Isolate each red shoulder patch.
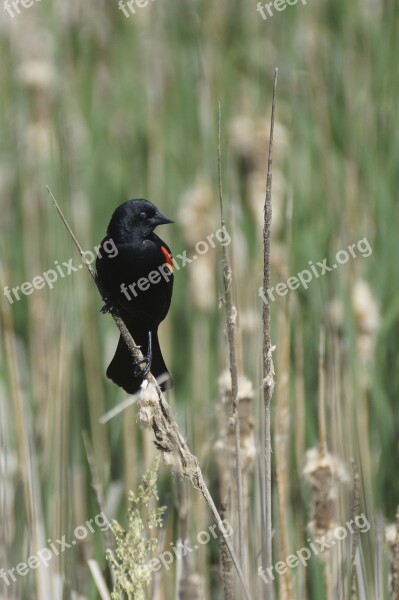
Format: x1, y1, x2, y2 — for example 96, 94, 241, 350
161, 245, 173, 268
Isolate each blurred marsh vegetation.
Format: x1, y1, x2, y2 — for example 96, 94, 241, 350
0, 0, 398, 598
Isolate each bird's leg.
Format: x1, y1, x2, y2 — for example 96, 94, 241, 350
133, 331, 153, 378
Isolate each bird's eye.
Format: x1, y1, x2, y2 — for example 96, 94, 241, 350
140, 211, 147, 219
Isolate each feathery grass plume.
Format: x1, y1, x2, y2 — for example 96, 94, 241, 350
178, 176, 217, 312
228, 115, 289, 175
106, 457, 166, 600
302, 330, 349, 557
386, 506, 399, 600
228, 114, 288, 241
327, 286, 379, 379
303, 447, 349, 599
326, 299, 344, 336
303, 448, 349, 548
16, 60, 56, 95
351, 280, 380, 387
178, 574, 206, 600
215, 370, 256, 492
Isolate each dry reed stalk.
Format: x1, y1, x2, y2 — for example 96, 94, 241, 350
21, 186, 48, 421
175, 473, 190, 599
83, 431, 140, 599
303, 444, 342, 600
214, 375, 234, 599
0, 374, 14, 579
123, 402, 139, 494
79, 281, 111, 487
175, 473, 205, 600
0, 262, 52, 598
348, 286, 376, 539
47, 187, 252, 600
330, 284, 378, 526
215, 370, 256, 597
294, 326, 306, 470
350, 460, 361, 600
294, 326, 306, 598
16, 54, 58, 483
325, 562, 333, 600
318, 328, 327, 458
303, 330, 349, 600
329, 325, 359, 599
217, 104, 246, 576
82, 433, 114, 555
275, 306, 293, 600
219, 501, 233, 600
387, 507, 399, 600
88, 559, 112, 600
263, 68, 278, 597
50, 328, 72, 584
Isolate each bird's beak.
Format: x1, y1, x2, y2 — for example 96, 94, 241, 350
154, 211, 174, 225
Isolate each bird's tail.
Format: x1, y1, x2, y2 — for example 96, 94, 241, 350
106, 327, 172, 395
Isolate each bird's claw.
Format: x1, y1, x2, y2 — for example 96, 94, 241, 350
100, 297, 116, 314
133, 332, 153, 379
133, 357, 151, 378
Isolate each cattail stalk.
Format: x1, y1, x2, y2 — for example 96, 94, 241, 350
263, 68, 278, 597
218, 104, 246, 576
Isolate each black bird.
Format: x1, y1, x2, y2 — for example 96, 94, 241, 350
96, 199, 174, 394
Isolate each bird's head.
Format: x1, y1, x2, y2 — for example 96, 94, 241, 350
107, 199, 174, 242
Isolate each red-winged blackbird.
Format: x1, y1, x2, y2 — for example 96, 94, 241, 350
96, 199, 174, 394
